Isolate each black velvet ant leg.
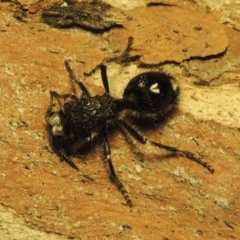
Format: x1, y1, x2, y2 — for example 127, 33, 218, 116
64, 60, 90, 97
149, 141, 214, 173
102, 125, 133, 207
100, 65, 110, 94
118, 118, 214, 174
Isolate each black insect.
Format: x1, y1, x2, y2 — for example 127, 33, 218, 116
46, 60, 214, 207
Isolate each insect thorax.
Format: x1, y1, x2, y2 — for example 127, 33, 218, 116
64, 93, 119, 133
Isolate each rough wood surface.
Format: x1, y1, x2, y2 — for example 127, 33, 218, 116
0, 0, 239, 239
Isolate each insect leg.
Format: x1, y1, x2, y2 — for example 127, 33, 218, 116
59, 149, 79, 171
102, 125, 132, 207
149, 141, 214, 173
51, 139, 79, 171
64, 60, 90, 97
100, 65, 110, 94
118, 118, 214, 173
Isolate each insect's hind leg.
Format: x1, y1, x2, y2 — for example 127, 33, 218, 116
149, 141, 214, 173
118, 118, 214, 174
102, 125, 132, 207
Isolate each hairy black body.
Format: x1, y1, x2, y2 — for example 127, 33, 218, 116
46, 60, 214, 206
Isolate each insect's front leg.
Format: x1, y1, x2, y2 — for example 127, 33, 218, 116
70, 131, 100, 156
51, 135, 79, 171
